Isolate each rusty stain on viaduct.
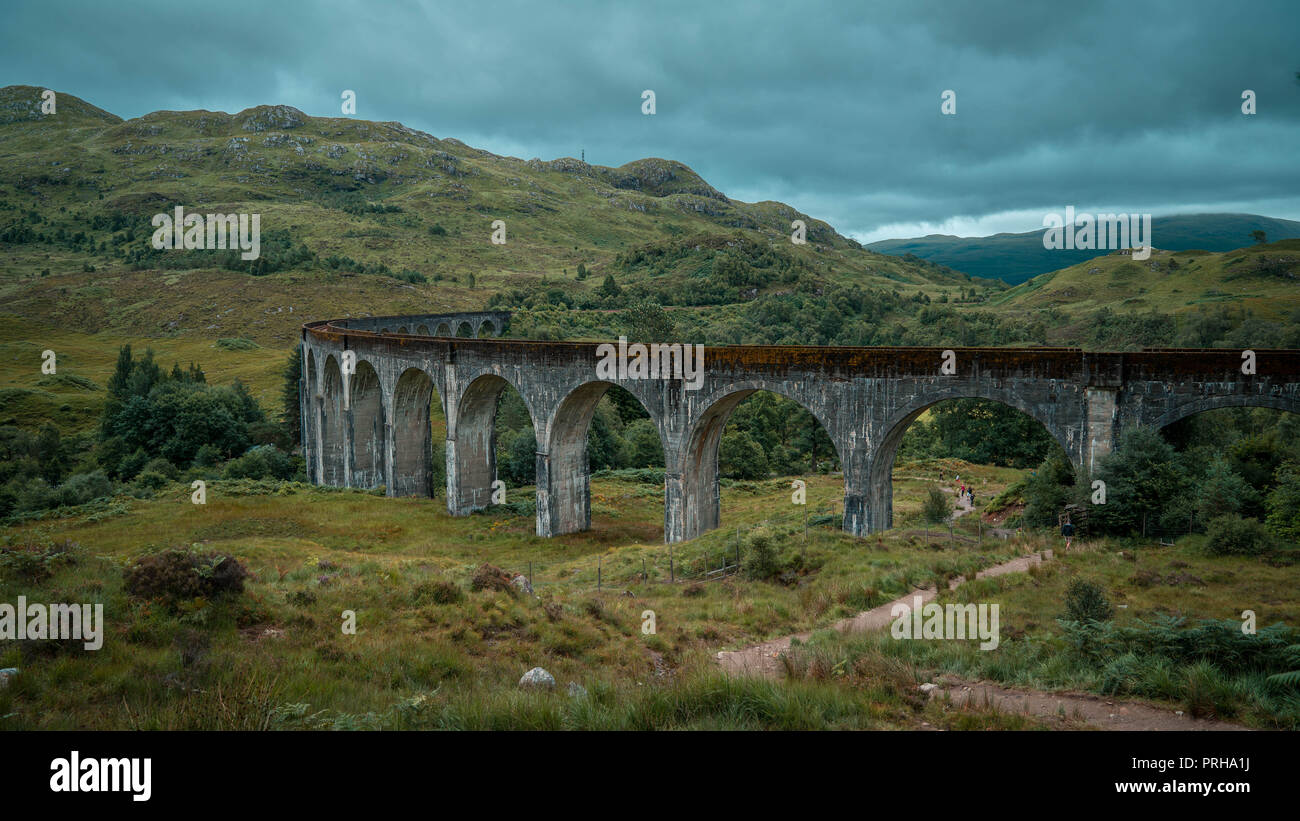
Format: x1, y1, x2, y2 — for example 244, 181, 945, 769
301, 311, 1300, 544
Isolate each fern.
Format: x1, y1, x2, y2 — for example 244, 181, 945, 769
1265, 645, 1300, 689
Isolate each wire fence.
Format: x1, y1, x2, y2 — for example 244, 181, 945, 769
489, 496, 1201, 597
499, 502, 846, 595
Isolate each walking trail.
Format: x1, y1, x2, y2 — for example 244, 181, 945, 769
713, 486, 1245, 731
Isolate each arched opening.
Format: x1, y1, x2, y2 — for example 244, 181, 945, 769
392, 367, 446, 498
882, 397, 1067, 531
477, 320, 495, 338
456, 321, 473, 338
680, 389, 838, 541
435, 322, 451, 337
321, 355, 347, 486
380, 327, 391, 334
304, 348, 319, 482
349, 360, 386, 489
541, 381, 664, 537
450, 374, 535, 514
416, 324, 430, 336
397, 326, 409, 335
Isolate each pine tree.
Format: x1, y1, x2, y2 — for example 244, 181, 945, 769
107, 344, 134, 400
281, 344, 303, 446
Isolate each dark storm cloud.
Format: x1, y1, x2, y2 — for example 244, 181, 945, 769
3, 0, 1297, 240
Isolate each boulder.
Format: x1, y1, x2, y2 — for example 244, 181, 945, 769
519, 667, 555, 689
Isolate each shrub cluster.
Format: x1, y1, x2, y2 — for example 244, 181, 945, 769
123, 547, 250, 608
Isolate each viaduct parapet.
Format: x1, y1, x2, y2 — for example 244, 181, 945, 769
302, 312, 1300, 543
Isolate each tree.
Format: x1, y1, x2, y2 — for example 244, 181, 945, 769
1195, 456, 1255, 523
280, 344, 303, 448
1021, 454, 1075, 528
619, 301, 675, 341
922, 485, 951, 524
1092, 428, 1190, 535
928, 399, 1058, 468
576, 262, 588, 280
598, 274, 621, 298
720, 430, 768, 479
1265, 461, 1300, 541
713, 252, 751, 286
1252, 230, 1267, 244
624, 419, 664, 468
498, 431, 537, 488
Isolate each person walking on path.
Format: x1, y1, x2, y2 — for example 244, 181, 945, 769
1061, 519, 1075, 551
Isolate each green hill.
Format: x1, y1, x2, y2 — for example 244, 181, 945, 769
2, 86, 1299, 433
867, 214, 1300, 284
988, 241, 1300, 347
0, 84, 983, 343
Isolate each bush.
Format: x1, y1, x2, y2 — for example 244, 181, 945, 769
57, 470, 113, 506
921, 485, 950, 524
1062, 577, 1112, 623
0, 539, 79, 582
743, 527, 781, 581
1204, 514, 1269, 556
469, 563, 515, 594
223, 446, 294, 481
133, 470, 169, 491
412, 578, 465, 605
123, 547, 250, 608
142, 457, 178, 479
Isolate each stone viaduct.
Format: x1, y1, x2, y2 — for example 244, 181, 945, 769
301, 312, 1300, 543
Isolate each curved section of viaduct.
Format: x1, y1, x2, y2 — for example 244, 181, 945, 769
302, 314, 1300, 543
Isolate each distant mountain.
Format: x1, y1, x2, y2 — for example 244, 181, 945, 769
867, 214, 1300, 284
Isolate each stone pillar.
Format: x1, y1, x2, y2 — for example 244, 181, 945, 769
1082, 386, 1118, 478
444, 437, 462, 515
842, 478, 868, 537
313, 395, 324, 485
840, 446, 875, 537
664, 472, 686, 544
867, 479, 892, 533
535, 449, 592, 538
383, 419, 396, 497
343, 410, 353, 488
535, 451, 554, 537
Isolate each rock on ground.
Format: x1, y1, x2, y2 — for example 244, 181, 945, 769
519, 667, 555, 689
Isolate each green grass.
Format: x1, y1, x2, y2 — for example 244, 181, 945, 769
782, 537, 1300, 728
0, 462, 1050, 730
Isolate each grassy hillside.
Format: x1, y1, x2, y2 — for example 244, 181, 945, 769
868, 214, 1300, 284
0, 84, 979, 308
989, 241, 1300, 347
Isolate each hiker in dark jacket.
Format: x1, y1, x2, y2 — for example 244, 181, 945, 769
1061, 520, 1075, 550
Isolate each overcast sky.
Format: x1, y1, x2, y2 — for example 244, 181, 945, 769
4, 0, 1298, 242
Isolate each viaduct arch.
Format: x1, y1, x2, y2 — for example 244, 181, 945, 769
302, 313, 1300, 543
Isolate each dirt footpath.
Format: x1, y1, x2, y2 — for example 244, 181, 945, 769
713, 528, 1248, 730
715, 550, 1053, 678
